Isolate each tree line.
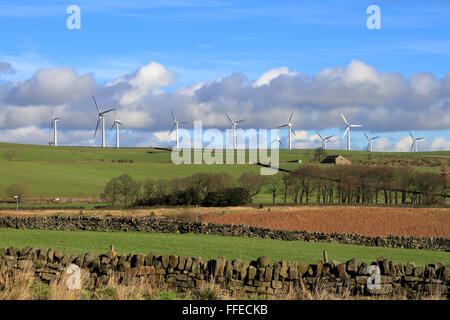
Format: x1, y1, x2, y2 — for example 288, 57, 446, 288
101, 164, 448, 207
276, 164, 448, 205
100, 172, 266, 207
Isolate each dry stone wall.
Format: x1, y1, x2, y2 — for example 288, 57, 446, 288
0, 246, 448, 299
0, 216, 449, 251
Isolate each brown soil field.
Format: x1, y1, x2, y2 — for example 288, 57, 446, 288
200, 206, 450, 238
2, 206, 449, 238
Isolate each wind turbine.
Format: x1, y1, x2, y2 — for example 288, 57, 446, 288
409, 131, 424, 152
50, 107, 61, 147
270, 129, 283, 148
110, 110, 123, 148
341, 113, 362, 151
316, 132, 335, 150
225, 112, 245, 150
364, 132, 380, 152
169, 110, 187, 149
278, 112, 296, 150
92, 96, 115, 148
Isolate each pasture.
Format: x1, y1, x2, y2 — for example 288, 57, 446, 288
0, 142, 448, 200
0, 228, 448, 265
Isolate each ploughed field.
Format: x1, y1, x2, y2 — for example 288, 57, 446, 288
199, 206, 450, 238
2, 205, 449, 239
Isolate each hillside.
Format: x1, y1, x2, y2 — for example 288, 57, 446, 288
0, 142, 448, 199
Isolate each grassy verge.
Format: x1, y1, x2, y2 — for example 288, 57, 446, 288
0, 229, 448, 265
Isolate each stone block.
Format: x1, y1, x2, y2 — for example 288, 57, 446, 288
247, 266, 257, 280
257, 256, 270, 268
168, 255, 178, 269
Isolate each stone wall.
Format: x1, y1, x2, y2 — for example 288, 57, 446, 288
0, 216, 449, 251
0, 246, 448, 299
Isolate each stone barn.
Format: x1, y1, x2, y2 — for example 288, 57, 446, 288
320, 155, 351, 165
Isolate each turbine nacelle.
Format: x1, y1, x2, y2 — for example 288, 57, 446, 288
341, 113, 362, 151
409, 131, 425, 152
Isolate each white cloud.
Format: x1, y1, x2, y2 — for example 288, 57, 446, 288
107, 62, 175, 105
252, 67, 297, 87
0, 59, 448, 149
7, 68, 95, 105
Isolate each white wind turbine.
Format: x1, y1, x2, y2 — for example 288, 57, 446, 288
341, 113, 362, 151
169, 110, 187, 149
111, 110, 123, 149
270, 129, 283, 148
92, 96, 115, 148
364, 132, 380, 152
278, 112, 296, 150
409, 131, 424, 152
316, 132, 335, 150
50, 107, 61, 147
225, 112, 245, 150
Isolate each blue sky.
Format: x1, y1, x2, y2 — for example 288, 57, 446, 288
0, 0, 449, 150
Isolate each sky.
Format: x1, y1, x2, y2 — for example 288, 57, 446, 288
0, 0, 449, 151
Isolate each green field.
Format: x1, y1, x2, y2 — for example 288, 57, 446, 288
0, 142, 448, 199
0, 228, 448, 265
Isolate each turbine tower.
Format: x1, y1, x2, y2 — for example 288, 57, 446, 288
169, 111, 187, 149
341, 113, 362, 151
92, 96, 115, 148
50, 107, 61, 147
270, 129, 283, 148
364, 132, 380, 152
111, 110, 123, 148
225, 113, 245, 150
316, 132, 335, 150
409, 131, 424, 152
278, 112, 296, 150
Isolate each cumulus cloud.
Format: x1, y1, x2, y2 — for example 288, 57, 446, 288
252, 67, 297, 87
0, 59, 448, 149
107, 62, 175, 105
6, 68, 95, 105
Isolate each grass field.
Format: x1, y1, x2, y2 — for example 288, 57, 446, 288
0, 228, 448, 265
0, 142, 448, 199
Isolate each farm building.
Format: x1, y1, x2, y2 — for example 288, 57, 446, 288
320, 155, 351, 165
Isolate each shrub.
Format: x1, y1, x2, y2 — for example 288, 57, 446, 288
5, 182, 28, 202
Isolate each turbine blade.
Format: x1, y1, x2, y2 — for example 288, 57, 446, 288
364, 132, 369, 140
168, 123, 176, 135
225, 112, 233, 124
417, 137, 425, 141
50, 121, 53, 130
291, 128, 296, 136
350, 124, 363, 127
342, 127, 349, 138
410, 142, 414, 151
288, 112, 294, 122
373, 136, 380, 140
111, 122, 115, 130
278, 124, 288, 128
236, 120, 245, 123
92, 96, 101, 114
171, 110, 175, 121
325, 135, 334, 140
94, 118, 100, 138
341, 113, 349, 125
101, 108, 115, 115
409, 131, 414, 139
316, 132, 324, 140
